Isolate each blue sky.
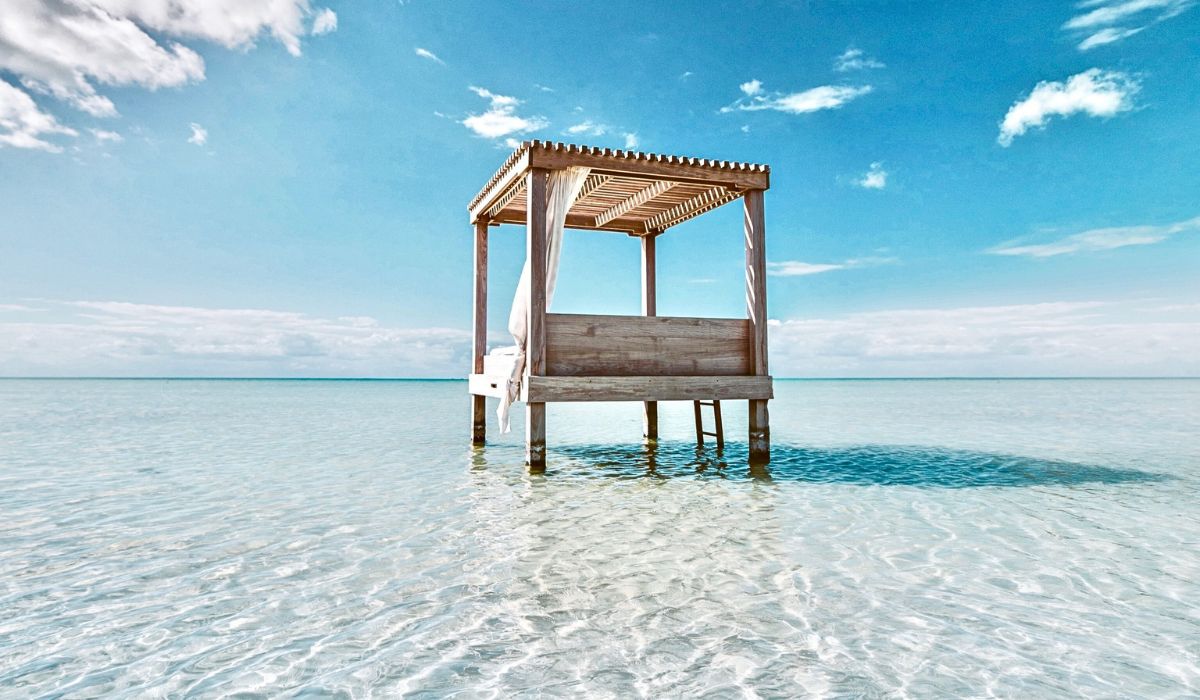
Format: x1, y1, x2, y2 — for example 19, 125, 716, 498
1, 0, 1197, 377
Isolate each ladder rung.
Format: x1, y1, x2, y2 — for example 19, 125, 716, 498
697, 401, 716, 407
702, 431, 719, 436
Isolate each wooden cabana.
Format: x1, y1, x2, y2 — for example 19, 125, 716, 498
467, 141, 772, 468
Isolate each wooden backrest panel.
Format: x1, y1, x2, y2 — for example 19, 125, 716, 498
544, 313, 752, 377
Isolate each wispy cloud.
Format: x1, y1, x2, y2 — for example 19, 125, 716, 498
997, 68, 1138, 146
834, 47, 885, 72
90, 128, 123, 143
623, 132, 639, 149
187, 123, 208, 146
0, 301, 471, 377
0, 0, 336, 151
565, 120, 607, 136
856, 162, 888, 189
312, 8, 338, 35
989, 215, 1200, 257
769, 301, 1200, 377
462, 86, 548, 140
0, 80, 78, 152
723, 82, 873, 115
768, 256, 896, 277
415, 47, 444, 64
1064, 0, 1195, 50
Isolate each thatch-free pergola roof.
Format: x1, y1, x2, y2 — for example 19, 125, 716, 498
468, 141, 771, 235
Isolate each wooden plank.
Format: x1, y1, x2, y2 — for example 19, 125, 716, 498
524, 375, 773, 403
595, 181, 676, 227
743, 190, 768, 376
644, 186, 741, 233
528, 146, 769, 191
544, 313, 752, 377
490, 211, 643, 234
485, 179, 525, 220
575, 173, 612, 207
468, 373, 505, 398
526, 168, 548, 377
642, 235, 657, 440
472, 220, 488, 444
469, 149, 530, 223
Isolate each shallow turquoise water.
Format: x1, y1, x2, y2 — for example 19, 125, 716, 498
1, 379, 1198, 697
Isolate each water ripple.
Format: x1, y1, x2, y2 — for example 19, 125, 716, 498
0, 379, 1197, 697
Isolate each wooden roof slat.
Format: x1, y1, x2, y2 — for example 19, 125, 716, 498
594, 180, 676, 227
469, 141, 768, 230
575, 173, 612, 205
485, 178, 525, 220
644, 186, 741, 233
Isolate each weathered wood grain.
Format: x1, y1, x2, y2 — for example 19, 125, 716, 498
526, 168, 548, 377
523, 375, 773, 402
743, 190, 768, 377
544, 313, 752, 377
642, 235, 657, 440
472, 220, 488, 444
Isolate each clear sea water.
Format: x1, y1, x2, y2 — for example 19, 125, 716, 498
1, 378, 1198, 698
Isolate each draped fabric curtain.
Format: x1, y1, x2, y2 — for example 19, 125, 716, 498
497, 166, 591, 432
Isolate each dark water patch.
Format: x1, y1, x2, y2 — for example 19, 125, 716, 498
544, 442, 1170, 488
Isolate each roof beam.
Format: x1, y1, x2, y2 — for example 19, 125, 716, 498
593, 181, 676, 227
485, 179, 525, 220
644, 186, 740, 233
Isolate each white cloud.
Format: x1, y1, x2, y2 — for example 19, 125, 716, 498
187, 123, 207, 146
679, 71, 694, 80
997, 68, 1138, 146
0, 301, 472, 377
769, 301, 1200, 377
740, 79, 763, 96
90, 128, 123, 143
1064, 0, 1194, 51
311, 8, 338, 35
0, 0, 335, 149
741, 124, 750, 133
503, 137, 522, 149
415, 47, 444, 64
768, 256, 896, 277
623, 132, 639, 149
461, 86, 548, 140
857, 162, 888, 189
768, 261, 846, 276
834, 47, 885, 72
989, 215, 1200, 257
565, 120, 607, 136
723, 82, 873, 115
0, 80, 78, 152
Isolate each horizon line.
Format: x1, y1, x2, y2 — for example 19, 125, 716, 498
2, 376, 1198, 381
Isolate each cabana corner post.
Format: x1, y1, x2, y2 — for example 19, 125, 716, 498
468, 141, 773, 469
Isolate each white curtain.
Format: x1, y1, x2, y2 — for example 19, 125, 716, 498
497, 166, 591, 433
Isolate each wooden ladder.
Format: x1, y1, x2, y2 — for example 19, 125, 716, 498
693, 400, 724, 450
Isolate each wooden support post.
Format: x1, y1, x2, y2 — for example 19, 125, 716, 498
641, 234, 658, 441
471, 220, 488, 445
744, 190, 770, 463
526, 168, 548, 469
